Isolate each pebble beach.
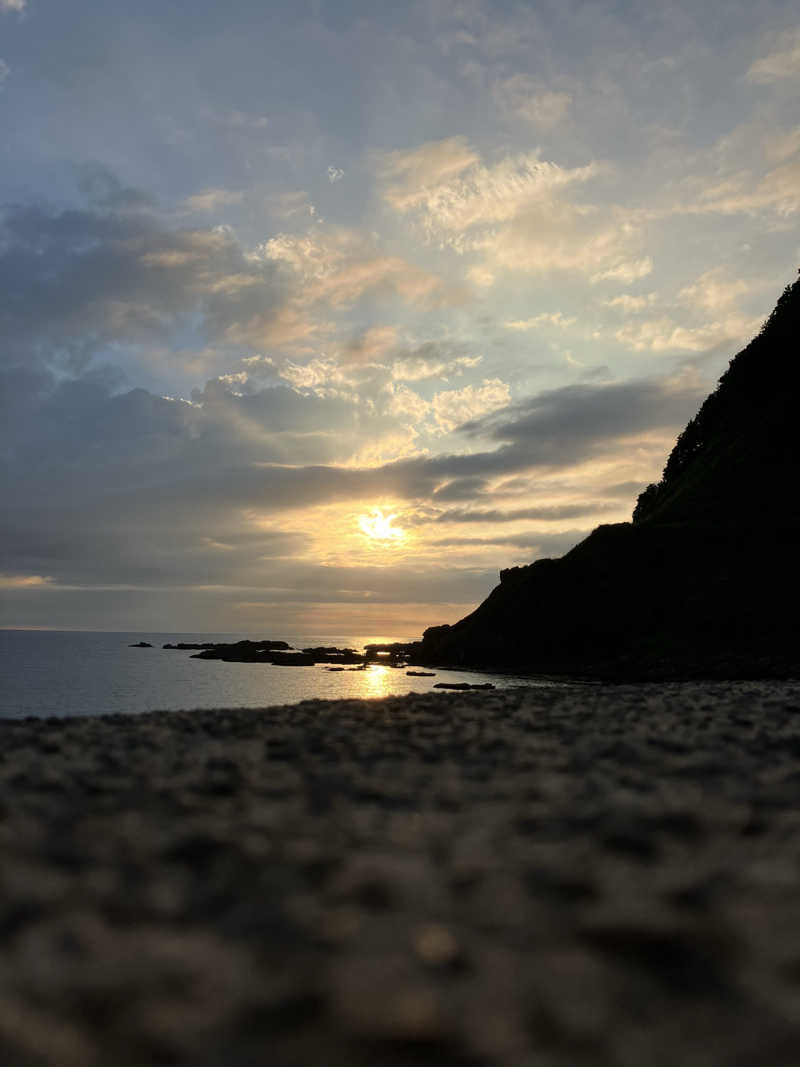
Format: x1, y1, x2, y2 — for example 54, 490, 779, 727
3, 681, 800, 1066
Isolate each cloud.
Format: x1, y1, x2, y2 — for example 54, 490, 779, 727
381, 377, 513, 438
591, 258, 653, 284
604, 293, 656, 312
0, 574, 53, 589
433, 503, 617, 523
747, 29, 800, 83
427, 530, 588, 556
456, 377, 704, 468
390, 344, 482, 382
431, 379, 511, 433
382, 140, 642, 282
224, 110, 269, 129
264, 190, 316, 219
599, 481, 650, 499
432, 477, 489, 502
268, 339, 485, 411
493, 76, 572, 128
0, 59, 9, 86
677, 269, 751, 313
380, 136, 479, 212
327, 165, 345, 183
480, 205, 645, 280
379, 137, 654, 284
277, 356, 347, 391
467, 265, 495, 287
341, 325, 398, 363
0, 200, 293, 374
505, 312, 576, 330
767, 125, 800, 162
606, 273, 760, 351
386, 383, 429, 423
1, 370, 387, 591
616, 313, 762, 353
261, 226, 448, 308
682, 162, 800, 218
384, 141, 598, 237
2, 351, 702, 601
0, 0, 25, 11
182, 189, 244, 213
344, 428, 423, 468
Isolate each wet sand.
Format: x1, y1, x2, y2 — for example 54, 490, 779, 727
3, 681, 800, 1065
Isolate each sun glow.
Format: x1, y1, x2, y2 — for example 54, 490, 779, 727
358, 508, 406, 543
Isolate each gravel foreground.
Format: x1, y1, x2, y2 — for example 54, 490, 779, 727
3, 683, 800, 1067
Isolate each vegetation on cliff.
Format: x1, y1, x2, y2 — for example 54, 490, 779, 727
633, 273, 800, 525
418, 273, 800, 679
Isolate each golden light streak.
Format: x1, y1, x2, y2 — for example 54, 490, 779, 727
357, 508, 406, 543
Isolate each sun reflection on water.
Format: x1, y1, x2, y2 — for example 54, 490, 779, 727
363, 664, 391, 698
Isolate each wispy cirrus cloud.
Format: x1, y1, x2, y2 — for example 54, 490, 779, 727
0, 574, 52, 589
0, 202, 292, 373
505, 312, 576, 330
379, 136, 480, 212
676, 156, 800, 219
615, 315, 762, 353
747, 28, 800, 83
678, 269, 753, 313
604, 293, 656, 313
591, 258, 653, 284
379, 137, 651, 285
431, 379, 511, 433
382, 140, 598, 237
433, 503, 617, 523
182, 188, 244, 213
261, 226, 451, 309
389, 345, 482, 382
493, 76, 572, 128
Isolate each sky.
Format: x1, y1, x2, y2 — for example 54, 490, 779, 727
1, 0, 799, 637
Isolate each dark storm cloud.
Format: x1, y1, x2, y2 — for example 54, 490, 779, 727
0, 367, 383, 587
377, 375, 703, 498
431, 477, 490, 501
2, 304, 703, 596
0, 198, 287, 375
598, 480, 650, 498
432, 503, 619, 523
459, 380, 704, 455
427, 530, 588, 555
228, 563, 497, 606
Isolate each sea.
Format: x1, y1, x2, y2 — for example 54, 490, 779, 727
0, 630, 555, 719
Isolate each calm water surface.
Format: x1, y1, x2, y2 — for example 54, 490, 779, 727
0, 630, 555, 718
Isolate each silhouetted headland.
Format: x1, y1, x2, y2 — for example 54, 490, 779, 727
417, 273, 800, 680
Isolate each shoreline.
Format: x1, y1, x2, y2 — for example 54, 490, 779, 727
4, 681, 800, 1065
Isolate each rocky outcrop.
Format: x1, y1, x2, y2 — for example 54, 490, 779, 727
186, 642, 365, 665
166, 640, 290, 653
269, 652, 316, 666
364, 643, 416, 666
418, 274, 800, 680
433, 682, 496, 690
302, 647, 364, 664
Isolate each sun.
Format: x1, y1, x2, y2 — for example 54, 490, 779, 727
358, 508, 406, 543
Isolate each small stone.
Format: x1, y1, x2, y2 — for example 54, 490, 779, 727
414, 923, 459, 966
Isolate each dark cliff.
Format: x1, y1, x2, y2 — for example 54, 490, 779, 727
418, 274, 800, 679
